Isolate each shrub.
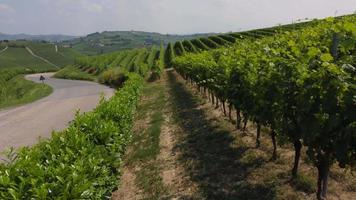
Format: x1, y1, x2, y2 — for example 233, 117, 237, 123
0, 73, 143, 199
98, 68, 128, 88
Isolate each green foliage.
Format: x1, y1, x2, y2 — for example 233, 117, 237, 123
208, 36, 231, 46
199, 37, 220, 48
75, 46, 164, 79
98, 68, 128, 87
26, 42, 79, 67
130, 48, 149, 76
0, 73, 143, 199
118, 49, 140, 70
0, 47, 56, 71
54, 66, 96, 81
291, 174, 317, 193
0, 67, 58, 109
173, 41, 186, 56
182, 40, 198, 53
76, 51, 124, 74
158, 43, 166, 71
217, 35, 236, 43
164, 43, 175, 67
0, 41, 80, 70
168, 16, 356, 57
0, 74, 52, 109
190, 39, 210, 51
146, 46, 159, 70
149, 43, 165, 80
173, 15, 356, 196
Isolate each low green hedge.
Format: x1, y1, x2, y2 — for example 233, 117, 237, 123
0, 73, 143, 199
98, 68, 128, 88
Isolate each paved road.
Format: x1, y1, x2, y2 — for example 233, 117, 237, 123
0, 73, 115, 152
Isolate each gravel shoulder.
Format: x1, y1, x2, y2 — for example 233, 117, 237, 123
0, 73, 114, 152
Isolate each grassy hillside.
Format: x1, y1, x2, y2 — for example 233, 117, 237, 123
0, 74, 52, 110
61, 31, 214, 55
0, 40, 81, 70
0, 46, 55, 71
26, 42, 80, 67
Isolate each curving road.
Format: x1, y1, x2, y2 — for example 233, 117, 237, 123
0, 73, 115, 152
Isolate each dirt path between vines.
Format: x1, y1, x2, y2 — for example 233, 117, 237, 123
112, 72, 197, 199
113, 70, 356, 200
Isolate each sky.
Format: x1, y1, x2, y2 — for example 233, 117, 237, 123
0, 0, 355, 36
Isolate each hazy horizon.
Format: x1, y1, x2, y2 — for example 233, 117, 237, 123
0, 0, 355, 36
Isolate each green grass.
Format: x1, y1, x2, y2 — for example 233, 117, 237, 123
291, 173, 317, 193
54, 66, 96, 81
0, 75, 53, 110
124, 82, 168, 199
27, 42, 78, 67
58, 46, 83, 60
0, 47, 56, 71
0, 41, 81, 70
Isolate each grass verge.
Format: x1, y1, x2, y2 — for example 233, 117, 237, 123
123, 81, 168, 199
0, 75, 52, 110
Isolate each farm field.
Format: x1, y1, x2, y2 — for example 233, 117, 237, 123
0, 41, 81, 70
0, 12, 354, 200
0, 46, 55, 71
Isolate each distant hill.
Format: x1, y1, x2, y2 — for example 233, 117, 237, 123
60, 31, 215, 55
0, 33, 78, 42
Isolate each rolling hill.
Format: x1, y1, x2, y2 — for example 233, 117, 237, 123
0, 40, 81, 71
0, 32, 78, 42
60, 31, 214, 55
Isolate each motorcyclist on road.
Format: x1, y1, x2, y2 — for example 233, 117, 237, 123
39, 75, 45, 83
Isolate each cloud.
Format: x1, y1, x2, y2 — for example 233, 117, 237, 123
0, 3, 15, 13
0, 3, 15, 25
53, 0, 104, 13
85, 3, 103, 13
1, 0, 355, 35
